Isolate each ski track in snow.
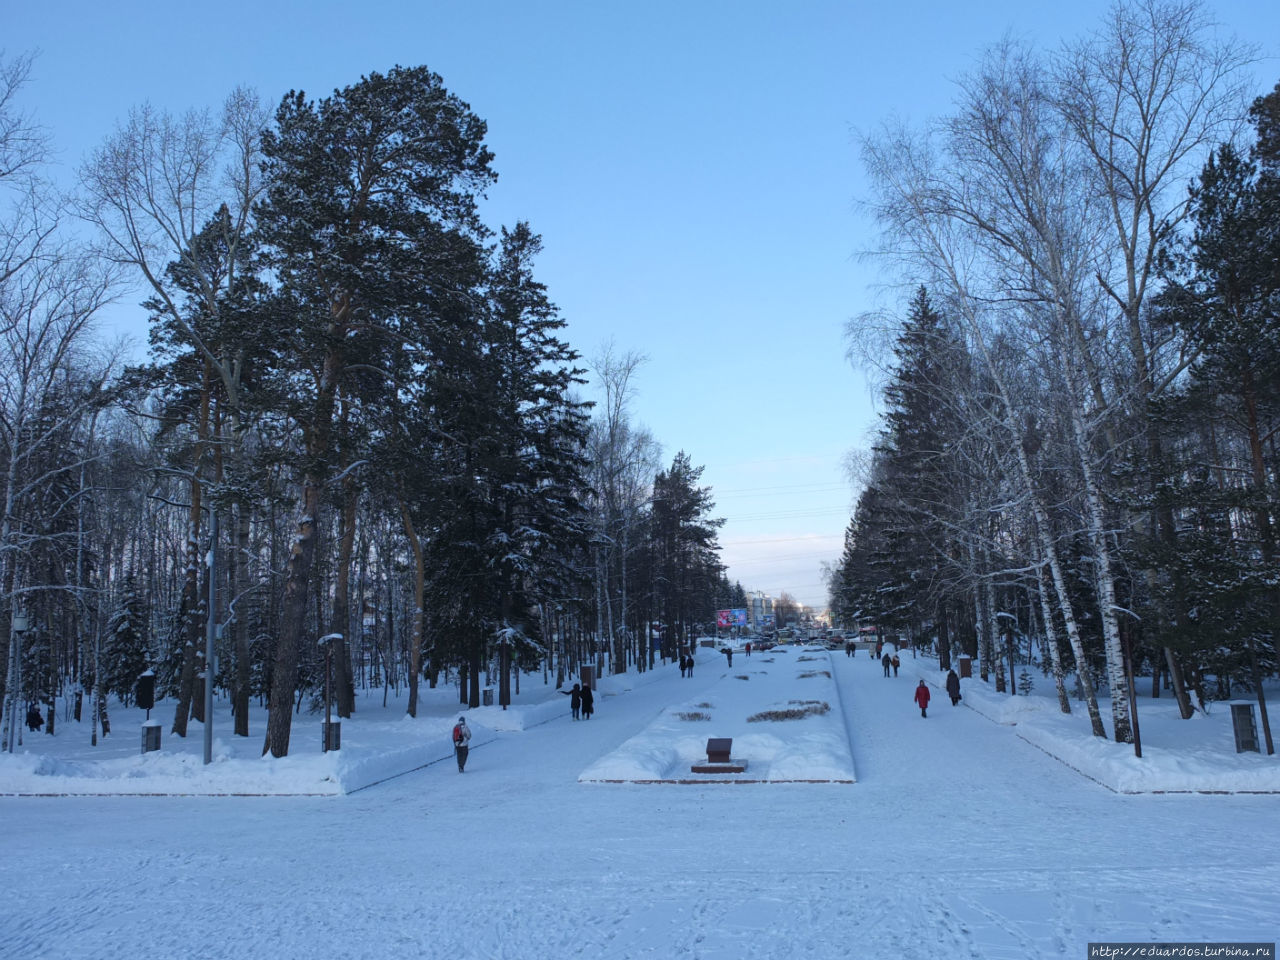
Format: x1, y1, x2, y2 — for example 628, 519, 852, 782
2, 650, 1278, 959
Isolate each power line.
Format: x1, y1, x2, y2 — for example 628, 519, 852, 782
721, 534, 844, 546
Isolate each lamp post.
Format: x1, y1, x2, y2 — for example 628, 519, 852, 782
318, 633, 342, 751
3, 612, 29, 753
203, 511, 218, 765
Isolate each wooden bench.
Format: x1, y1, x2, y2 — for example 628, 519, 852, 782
690, 737, 747, 774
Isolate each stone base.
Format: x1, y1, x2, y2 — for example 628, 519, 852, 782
690, 760, 748, 774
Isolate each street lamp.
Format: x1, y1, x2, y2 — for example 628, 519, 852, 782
318, 634, 342, 751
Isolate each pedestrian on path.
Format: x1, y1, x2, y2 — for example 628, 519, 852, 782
745, 642, 752, 657
892, 654, 901, 677
580, 683, 594, 719
679, 656, 687, 678
723, 646, 733, 668
946, 669, 961, 706
452, 717, 471, 772
914, 680, 931, 718
560, 682, 582, 720
881, 652, 892, 677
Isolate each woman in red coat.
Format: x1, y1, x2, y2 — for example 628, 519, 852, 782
914, 680, 931, 718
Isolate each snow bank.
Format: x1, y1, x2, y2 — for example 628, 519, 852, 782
918, 661, 1280, 793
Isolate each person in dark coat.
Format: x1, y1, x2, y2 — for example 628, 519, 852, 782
685, 655, 693, 677
560, 683, 582, 719
945, 668, 961, 705
679, 656, 687, 678
891, 654, 901, 677
723, 646, 733, 667
914, 680, 931, 718
26, 705, 43, 731
881, 652, 892, 677
580, 683, 594, 719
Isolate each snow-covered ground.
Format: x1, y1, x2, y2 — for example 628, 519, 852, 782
2, 643, 1277, 958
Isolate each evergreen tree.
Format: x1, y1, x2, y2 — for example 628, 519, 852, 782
103, 575, 150, 706
253, 65, 496, 756
650, 453, 724, 649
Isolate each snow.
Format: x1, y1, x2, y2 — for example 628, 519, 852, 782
2, 643, 1277, 958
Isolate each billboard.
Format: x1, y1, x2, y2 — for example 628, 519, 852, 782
716, 608, 748, 627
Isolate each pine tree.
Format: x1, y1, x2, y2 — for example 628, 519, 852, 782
252, 65, 496, 756
650, 453, 725, 648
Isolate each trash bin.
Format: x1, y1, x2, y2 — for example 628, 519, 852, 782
141, 720, 162, 754
322, 720, 341, 751
482, 687, 494, 706
1231, 701, 1260, 753
958, 656, 972, 679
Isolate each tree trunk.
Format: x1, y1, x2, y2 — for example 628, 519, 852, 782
332, 480, 359, 719
397, 495, 425, 718
1036, 563, 1071, 714
233, 500, 251, 737
172, 368, 211, 737
263, 478, 321, 757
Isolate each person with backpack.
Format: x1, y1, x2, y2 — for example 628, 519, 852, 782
914, 680, 931, 718
881, 652, 892, 677
452, 717, 471, 772
580, 682, 594, 719
559, 683, 582, 720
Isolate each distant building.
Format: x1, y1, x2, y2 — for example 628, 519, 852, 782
748, 591, 774, 632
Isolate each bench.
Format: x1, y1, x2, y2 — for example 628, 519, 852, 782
690, 737, 747, 774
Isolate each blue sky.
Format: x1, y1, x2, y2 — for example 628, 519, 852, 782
10, 0, 1279, 609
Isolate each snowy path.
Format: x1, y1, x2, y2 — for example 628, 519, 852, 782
3, 651, 1276, 959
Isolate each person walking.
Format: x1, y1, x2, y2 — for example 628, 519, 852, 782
881, 652, 892, 677
679, 656, 687, 678
685, 655, 694, 677
914, 680, 931, 718
560, 682, 582, 720
452, 716, 472, 772
745, 642, 752, 657
723, 646, 733, 668
580, 683, 594, 719
945, 668, 961, 706
891, 653, 901, 676
26, 704, 43, 732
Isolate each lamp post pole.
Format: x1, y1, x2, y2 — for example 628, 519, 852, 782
318, 634, 342, 751
204, 511, 218, 765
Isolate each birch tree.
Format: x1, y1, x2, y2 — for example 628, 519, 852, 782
79, 88, 269, 737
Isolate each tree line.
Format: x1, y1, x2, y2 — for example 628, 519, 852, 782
831, 0, 1278, 751
0, 60, 735, 757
